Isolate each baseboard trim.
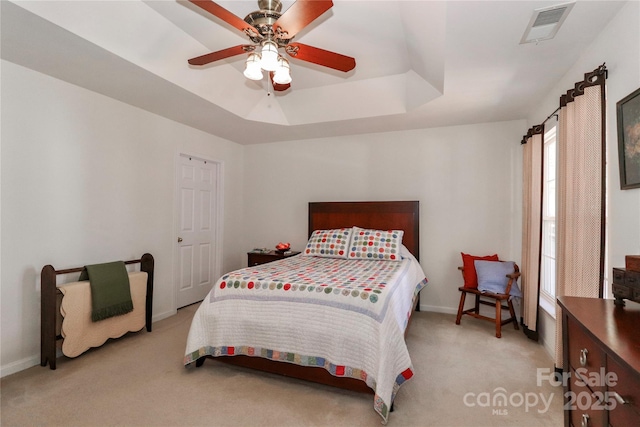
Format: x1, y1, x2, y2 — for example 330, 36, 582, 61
2, 309, 177, 378
1, 355, 40, 378
152, 309, 176, 323
418, 304, 458, 315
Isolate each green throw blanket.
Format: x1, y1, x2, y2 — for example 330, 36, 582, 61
79, 261, 133, 322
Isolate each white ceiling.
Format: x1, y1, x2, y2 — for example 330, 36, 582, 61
1, 0, 626, 144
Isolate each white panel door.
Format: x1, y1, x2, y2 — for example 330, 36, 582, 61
176, 155, 219, 308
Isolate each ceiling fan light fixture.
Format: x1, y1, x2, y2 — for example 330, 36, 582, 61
273, 57, 292, 84
243, 53, 263, 80
260, 40, 279, 71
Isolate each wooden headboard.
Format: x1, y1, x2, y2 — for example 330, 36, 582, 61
308, 201, 420, 261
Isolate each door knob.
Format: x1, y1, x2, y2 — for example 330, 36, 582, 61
177, 237, 183, 243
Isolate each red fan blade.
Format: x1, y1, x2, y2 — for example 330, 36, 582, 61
188, 45, 254, 66
285, 43, 355, 72
187, 0, 262, 40
273, 0, 333, 40
269, 72, 291, 91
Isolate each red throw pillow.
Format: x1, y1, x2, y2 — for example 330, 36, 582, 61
461, 252, 499, 289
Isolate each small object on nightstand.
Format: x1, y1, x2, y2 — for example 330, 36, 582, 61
249, 248, 270, 254
275, 242, 291, 253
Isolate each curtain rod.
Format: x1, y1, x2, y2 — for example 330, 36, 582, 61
520, 63, 607, 145
520, 106, 558, 145
542, 107, 560, 125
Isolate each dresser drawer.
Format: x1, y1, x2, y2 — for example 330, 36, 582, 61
625, 270, 640, 288
567, 317, 605, 389
247, 251, 301, 267
612, 284, 633, 300
607, 356, 640, 426
568, 374, 605, 427
248, 253, 277, 266
612, 268, 625, 284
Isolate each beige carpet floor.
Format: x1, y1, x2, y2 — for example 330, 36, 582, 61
1, 303, 563, 426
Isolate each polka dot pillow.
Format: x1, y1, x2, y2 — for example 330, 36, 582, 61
302, 228, 352, 259
348, 227, 404, 261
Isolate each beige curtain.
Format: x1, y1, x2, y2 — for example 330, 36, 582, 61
554, 68, 607, 369
521, 127, 544, 340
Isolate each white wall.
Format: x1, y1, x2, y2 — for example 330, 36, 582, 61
4, 1, 635, 378
1, 58, 525, 376
242, 121, 526, 314
526, 0, 640, 361
0, 60, 246, 376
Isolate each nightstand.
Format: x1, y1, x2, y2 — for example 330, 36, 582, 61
247, 250, 301, 267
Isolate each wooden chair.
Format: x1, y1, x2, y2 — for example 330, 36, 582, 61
455, 264, 520, 338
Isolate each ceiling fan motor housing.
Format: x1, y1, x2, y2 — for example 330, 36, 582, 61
244, 0, 289, 46
258, 0, 282, 13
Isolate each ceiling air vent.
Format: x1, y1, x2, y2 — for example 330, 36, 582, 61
520, 2, 575, 44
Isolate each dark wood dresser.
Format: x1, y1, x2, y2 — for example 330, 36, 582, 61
558, 296, 640, 426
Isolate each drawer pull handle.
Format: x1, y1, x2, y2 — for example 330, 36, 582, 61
581, 413, 589, 427
610, 392, 629, 405
579, 348, 588, 366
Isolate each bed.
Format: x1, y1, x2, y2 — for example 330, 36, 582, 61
183, 201, 427, 423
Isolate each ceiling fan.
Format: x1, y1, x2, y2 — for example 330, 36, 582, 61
186, 0, 356, 91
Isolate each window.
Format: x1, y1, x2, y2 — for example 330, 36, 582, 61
540, 126, 557, 316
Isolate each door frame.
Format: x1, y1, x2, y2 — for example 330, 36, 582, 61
172, 151, 224, 310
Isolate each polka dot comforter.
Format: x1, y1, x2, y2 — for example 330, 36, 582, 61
184, 247, 428, 424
